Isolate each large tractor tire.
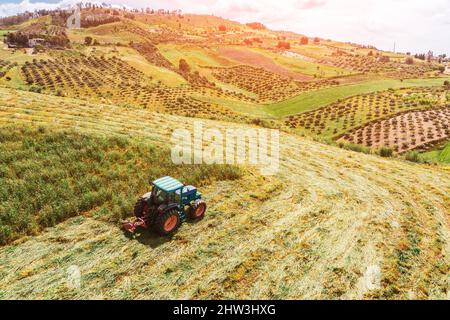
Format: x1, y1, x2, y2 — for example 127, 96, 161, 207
155, 210, 181, 236
187, 200, 206, 220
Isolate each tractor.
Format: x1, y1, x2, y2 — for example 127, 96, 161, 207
123, 176, 206, 236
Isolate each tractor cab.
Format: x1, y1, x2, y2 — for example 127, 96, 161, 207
123, 176, 206, 236
176, 185, 201, 205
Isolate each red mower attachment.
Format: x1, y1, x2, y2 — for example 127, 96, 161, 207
122, 217, 148, 233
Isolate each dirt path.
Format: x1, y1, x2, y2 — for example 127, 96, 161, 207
0, 88, 448, 299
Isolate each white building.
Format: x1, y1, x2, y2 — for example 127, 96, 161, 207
444, 65, 450, 75
28, 38, 45, 47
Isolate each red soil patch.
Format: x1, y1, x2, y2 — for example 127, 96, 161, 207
218, 47, 313, 81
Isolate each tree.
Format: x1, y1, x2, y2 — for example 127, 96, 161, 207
84, 36, 93, 46
277, 41, 290, 50
179, 59, 190, 73
379, 55, 390, 63
313, 37, 320, 44
218, 25, 226, 32
414, 53, 426, 61
405, 57, 414, 65
300, 36, 308, 45
246, 22, 266, 30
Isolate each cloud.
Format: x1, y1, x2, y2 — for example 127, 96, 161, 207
299, 0, 326, 10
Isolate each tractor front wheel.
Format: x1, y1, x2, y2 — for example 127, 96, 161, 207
188, 200, 206, 220
155, 210, 181, 236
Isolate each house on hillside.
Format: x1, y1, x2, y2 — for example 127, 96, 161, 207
444, 65, 450, 75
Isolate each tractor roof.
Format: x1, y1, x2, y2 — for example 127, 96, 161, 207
152, 176, 184, 193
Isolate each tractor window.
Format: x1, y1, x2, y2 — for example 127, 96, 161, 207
152, 187, 168, 204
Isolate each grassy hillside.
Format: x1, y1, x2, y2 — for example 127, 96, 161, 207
0, 89, 448, 299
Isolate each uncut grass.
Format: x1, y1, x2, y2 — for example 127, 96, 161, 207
0, 125, 242, 244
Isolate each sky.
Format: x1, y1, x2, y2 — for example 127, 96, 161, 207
1, 0, 449, 55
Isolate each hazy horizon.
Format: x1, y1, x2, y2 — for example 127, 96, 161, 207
1, 0, 449, 56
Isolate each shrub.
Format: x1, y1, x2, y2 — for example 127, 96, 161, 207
340, 142, 372, 154
300, 36, 309, 45
277, 41, 291, 50
179, 59, 191, 73
218, 25, 226, 32
84, 36, 93, 46
405, 57, 414, 65
405, 151, 422, 163
246, 22, 266, 30
378, 146, 393, 157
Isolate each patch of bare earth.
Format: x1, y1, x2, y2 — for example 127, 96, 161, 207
218, 47, 313, 81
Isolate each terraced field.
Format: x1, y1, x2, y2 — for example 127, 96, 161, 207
0, 60, 16, 79
265, 78, 450, 117
207, 65, 339, 103
284, 86, 450, 153
339, 107, 450, 153
19, 56, 246, 121
0, 88, 449, 299
317, 52, 440, 78
285, 87, 449, 136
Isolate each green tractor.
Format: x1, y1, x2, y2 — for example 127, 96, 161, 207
123, 176, 206, 236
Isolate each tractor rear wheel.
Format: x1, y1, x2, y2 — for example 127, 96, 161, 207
188, 200, 206, 220
155, 210, 181, 236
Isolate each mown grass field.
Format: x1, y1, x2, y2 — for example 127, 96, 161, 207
265, 77, 450, 117
0, 88, 448, 299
